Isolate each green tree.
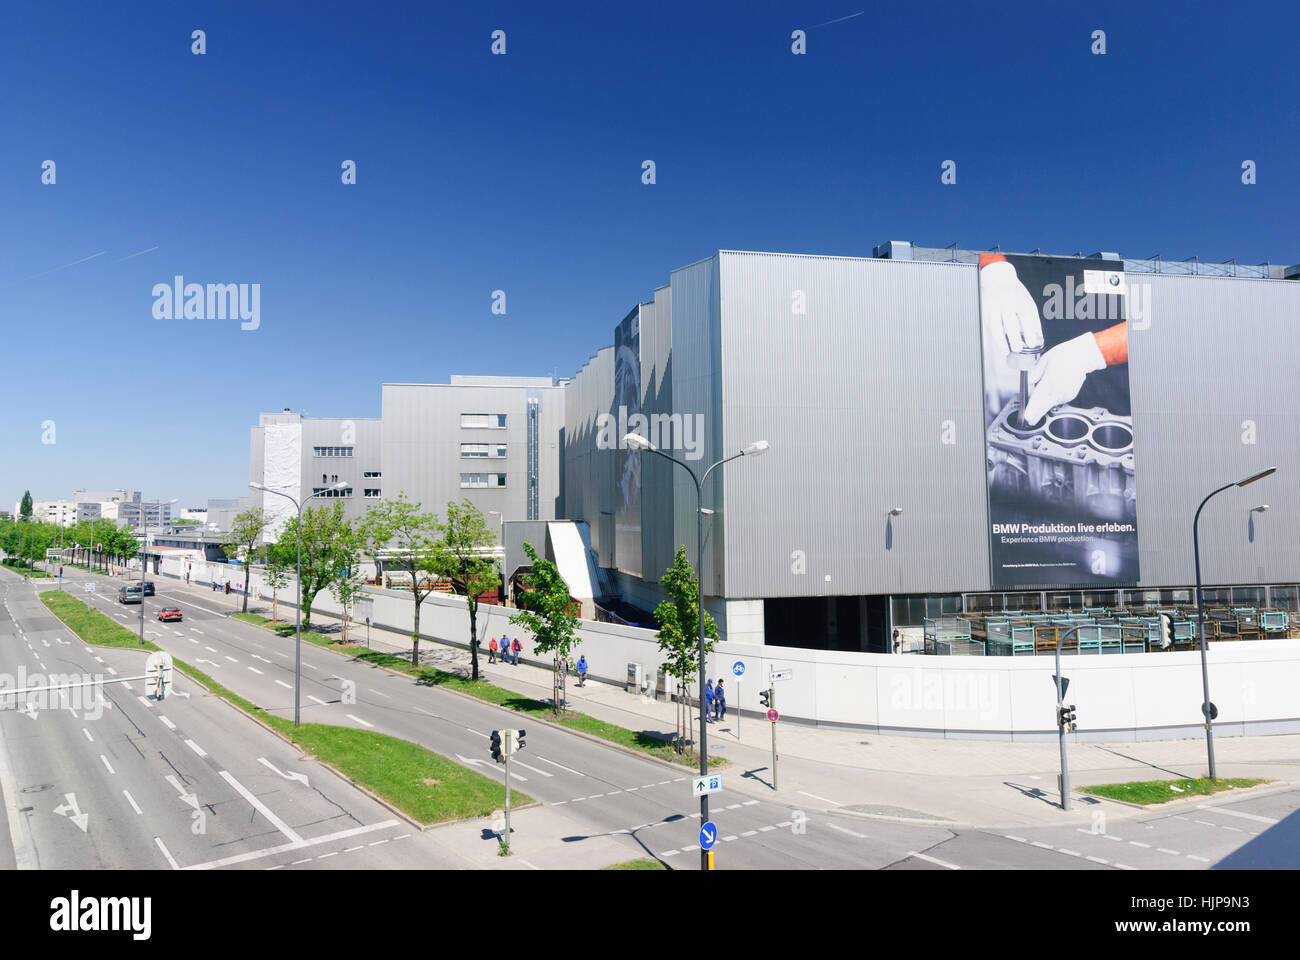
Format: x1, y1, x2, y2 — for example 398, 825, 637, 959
19, 491, 32, 519
264, 543, 292, 622
653, 545, 720, 753
224, 507, 271, 613
327, 531, 364, 643
431, 500, 501, 681
276, 502, 354, 627
362, 494, 442, 664
510, 541, 580, 714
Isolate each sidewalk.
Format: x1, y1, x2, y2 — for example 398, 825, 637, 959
136, 572, 1300, 830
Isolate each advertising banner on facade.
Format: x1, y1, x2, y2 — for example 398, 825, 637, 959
979, 253, 1138, 587
613, 307, 642, 577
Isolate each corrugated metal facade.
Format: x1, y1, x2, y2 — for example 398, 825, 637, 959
562, 347, 616, 562
717, 251, 989, 597
381, 383, 564, 536
640, 283, 676, 584
1123, 273, 1299, 586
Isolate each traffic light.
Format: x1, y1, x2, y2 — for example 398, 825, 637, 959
1058, 704, 1077, 732
759, 689, 771, 708
490, 729, 504, 763
1158, 613, 1175, 650
515, 728, 526, 752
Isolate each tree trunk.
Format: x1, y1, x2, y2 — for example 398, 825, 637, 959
412, 598, 421, 665
272, 590, 278, 622
242, 573, 250, 613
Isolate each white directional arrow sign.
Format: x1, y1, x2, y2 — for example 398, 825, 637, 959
19, 701, 38, 721
53, 793, 89, 832
258, 757, 309, 787
165, 774, 200, 810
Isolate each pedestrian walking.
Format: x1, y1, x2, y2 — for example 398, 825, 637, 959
704, 680, 715, 722
715, 678, 726, 721
576, 654, 588, 687
488, 637, 498, 664
212, 579, 217, 592
511, 636, 521, 666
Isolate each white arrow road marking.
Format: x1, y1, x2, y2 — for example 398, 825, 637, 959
258, 757, 309, 787
164, 774, 200, 810
19, 701, 38, 720
218, 771, 303, 843
456, 753, 527, 781
53, 793, 89, 832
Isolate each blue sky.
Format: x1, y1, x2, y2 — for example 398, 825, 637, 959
2, 1, 1296, 506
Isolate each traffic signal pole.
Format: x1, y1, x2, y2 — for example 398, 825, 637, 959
770, 687, 778, 791
503, 728, 512, 855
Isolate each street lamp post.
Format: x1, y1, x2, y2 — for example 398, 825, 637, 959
251, 480, 348, 727
625, 432, 768, 871
1192, 467, 1276, 782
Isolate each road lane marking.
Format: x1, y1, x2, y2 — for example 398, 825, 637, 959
798, 790, 842, 807
742, 800, 759, 806
218, 770, 303, 843
825, 822, 868, 839
509, 759, 553, 777
909, 851, 960, 870
185, 820, 400, 870
721, 835, 738, 842
1058, 848, 1081, 857
205, 646, 217, 653
1085, 855, 1109, 865
82, 728, 94, 742
192, 629, 204, 635
759, 825, 775, 832
1128, 841, 1150, 848
252, 654, 272, 663
1198, 805, 1277, 825
100, 755, 115, 774
137, 696, 152, 708
185, 739, 208, 757
307, 695, 327, 705
224, 656, 239, 663
275, 680, 292, 689
741, 830, 757, 837
1157, 848, 1181, 856
1031, 841, 1053, 849
368, 688, 391, 698
248, 667, 264, 675
1188, 855, 1210, 863
123, 790, 142, 815
159, 716, 176, 730
346, 714, 374, 728
155, 837, 180, 870
535, 755, 584, 776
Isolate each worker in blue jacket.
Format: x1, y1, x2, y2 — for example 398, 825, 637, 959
704, 680, 715, 723
576, 655, 588, 687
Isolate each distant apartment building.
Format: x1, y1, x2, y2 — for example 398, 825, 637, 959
73, 489, 140, 523
248, 410, 382, 541
116, 500, 174, 529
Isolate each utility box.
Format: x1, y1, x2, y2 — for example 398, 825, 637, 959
655, 666, 670, 702
626, 662, 642, 693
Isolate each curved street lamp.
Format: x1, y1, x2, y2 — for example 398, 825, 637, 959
624, 432, 768, 871
251, 480, 349, 727
1193, 467, 1276, 781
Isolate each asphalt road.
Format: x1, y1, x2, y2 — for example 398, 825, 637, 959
6, 566, 1298, 871
0, 569, 460, 870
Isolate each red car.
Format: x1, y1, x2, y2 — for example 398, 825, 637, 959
157, 607, 183, 622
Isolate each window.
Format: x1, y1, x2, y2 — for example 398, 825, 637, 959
312, 446, 354, 457
461, 442, 507, 458
311, 487, 352, 498
363, 471, 382, 478
460, 473, 507, 489
460, 413, 507, 429
364, 489, 381, 499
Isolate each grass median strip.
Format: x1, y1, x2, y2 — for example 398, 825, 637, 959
41, 590, 524, 825
602, 858, 668, 870
1081, 777, 1269, 805
232, 612, 295, 636
247, 621, 722, 769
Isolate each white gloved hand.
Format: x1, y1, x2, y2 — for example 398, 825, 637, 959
1023, 332, 1106, 426
980, 261, 1044, 416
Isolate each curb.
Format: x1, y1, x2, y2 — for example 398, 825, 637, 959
1075, 777, 1299, 812
239, 618, 727, 781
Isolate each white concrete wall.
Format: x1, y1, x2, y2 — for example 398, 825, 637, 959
159, 555, 1300, 742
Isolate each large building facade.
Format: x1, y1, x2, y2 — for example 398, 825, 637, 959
563, 246, 1300, 649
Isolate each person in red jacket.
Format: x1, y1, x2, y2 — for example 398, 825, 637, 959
488, 636, 498, 664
